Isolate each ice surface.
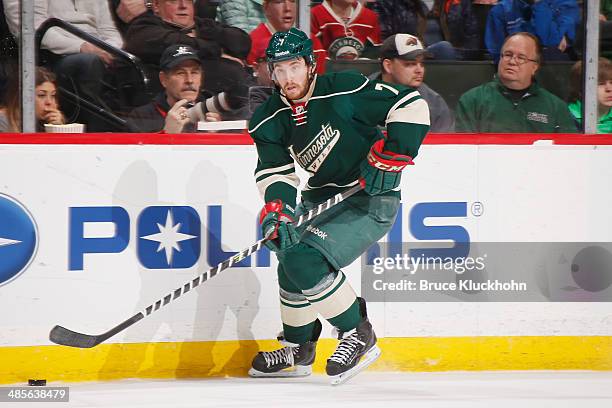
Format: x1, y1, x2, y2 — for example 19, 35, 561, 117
19, 371, 612, 408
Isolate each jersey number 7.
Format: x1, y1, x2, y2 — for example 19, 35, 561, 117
374, 82, 399, 95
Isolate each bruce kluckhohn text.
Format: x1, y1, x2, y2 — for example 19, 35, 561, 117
372, 279, 528, 292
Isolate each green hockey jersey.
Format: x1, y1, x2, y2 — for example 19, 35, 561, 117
248, 71, 430, 207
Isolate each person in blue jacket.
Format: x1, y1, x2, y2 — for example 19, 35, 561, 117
485, 0, 580, 62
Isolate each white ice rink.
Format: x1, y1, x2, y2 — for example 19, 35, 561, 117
19, 371, 612, 408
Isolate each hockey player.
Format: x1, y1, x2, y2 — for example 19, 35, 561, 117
247, 28, 429, 385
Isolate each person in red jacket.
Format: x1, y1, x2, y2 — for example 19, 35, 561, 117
311, 0, 381, 60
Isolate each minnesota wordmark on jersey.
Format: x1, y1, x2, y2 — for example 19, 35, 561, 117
292, 123, 340, 173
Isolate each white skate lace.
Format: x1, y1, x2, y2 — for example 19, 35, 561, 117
328, 330, 365, 364
262, 346, 296, 368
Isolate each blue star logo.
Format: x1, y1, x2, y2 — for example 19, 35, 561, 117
0, 194, 38, 287
137, 206, 201, 269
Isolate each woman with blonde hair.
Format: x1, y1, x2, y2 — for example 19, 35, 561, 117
568, 58, 612, 134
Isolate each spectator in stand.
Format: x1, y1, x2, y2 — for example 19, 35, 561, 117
125, 0, 222, 67
0, 61, 8, 104
201, 26, 254, 119
369, 0, 458, 60
217, 0, 266, 33
0, 61, 18, 132
573, 0, 612, 60
196, 0, 220, 20
567, 58, 612, 134
456, 32, 576, 132
248, 0, 327, 79
601, 0, 612, 22
110, 0, 219, 35
311, 0, 381, 60
128, 44, 221, 132
485, 0, 581, 62
603, 0, 612, 19
369, 0, 427, 40
372, 34, 454, 132
2, 0, 19, 39
202, 26, 253, 94
0, 66, 68, 132
34, 67, 66, 131
601, 0, 612, 59
110, 0, 152, 34
431, 0, 480, 57
471, 0, 498, 56
35, 0, 124, 131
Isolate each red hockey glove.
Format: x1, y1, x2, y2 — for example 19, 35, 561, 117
259, 200, 299, 252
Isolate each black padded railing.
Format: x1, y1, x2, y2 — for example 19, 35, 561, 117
36, 18, 150, 91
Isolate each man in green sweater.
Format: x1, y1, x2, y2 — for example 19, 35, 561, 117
456, 32, 577, 133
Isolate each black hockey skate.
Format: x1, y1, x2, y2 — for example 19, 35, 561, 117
326, 298, 381, 385
249, 320, 321, 378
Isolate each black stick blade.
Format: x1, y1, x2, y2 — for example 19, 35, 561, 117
49, 325, 101, 348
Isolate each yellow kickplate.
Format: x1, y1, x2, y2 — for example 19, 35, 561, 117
1, 336, 611, 384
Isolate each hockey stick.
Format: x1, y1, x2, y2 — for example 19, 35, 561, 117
49, 181, 365, 348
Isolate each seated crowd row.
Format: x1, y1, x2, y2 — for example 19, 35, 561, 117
0, 0, 610, 133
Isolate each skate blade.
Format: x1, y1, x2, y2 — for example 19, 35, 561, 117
329, 345, 381, 386
248, 365, 312, 378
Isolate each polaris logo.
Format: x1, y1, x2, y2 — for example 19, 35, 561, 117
306, 225, 327, 240
68, 205, 269, 271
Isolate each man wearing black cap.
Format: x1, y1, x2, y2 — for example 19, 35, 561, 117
374, 34, 454, 133
128, 44, 221, 133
